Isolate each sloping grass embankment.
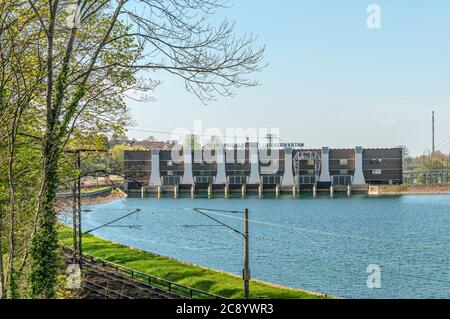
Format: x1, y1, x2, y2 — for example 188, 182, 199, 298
58, 226, 330, 299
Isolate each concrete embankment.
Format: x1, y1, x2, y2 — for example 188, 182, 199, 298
369, 184, 450, 196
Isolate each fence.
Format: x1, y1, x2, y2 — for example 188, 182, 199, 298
65, 247, 226, 299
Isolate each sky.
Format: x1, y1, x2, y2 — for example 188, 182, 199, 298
125, 0, 450, 156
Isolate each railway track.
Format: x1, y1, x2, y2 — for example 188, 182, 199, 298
64, 252, 186, 299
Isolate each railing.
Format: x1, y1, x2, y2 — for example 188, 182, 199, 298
64, 247, 226, 299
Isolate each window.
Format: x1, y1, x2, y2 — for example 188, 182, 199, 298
162, 176, 181, 186
340, 169, 348, 175
307, 170, 315, 175
167, 160, 173, 167
340, 159, 348, 166
194, 176, 214, 184
167, 170, 173, 176
298, 176, 316, 184
332, 175, 352, 185
228, 176, 248, 185
262, 176, 282, 185
372, 169, 382, 175
371, 159, 382, 165
307, 159, 315, 166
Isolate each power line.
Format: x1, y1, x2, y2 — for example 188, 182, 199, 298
85, 209, 141, 234
436, 136, 450, 148
127, 127, 301, 145
190, 207, 250, 299
200, 210, 450, 250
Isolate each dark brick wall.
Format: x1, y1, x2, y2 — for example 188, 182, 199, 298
363, 148, 403, 183
124, 150, 151, 189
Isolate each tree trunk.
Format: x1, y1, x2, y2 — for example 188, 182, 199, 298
30, 138, 60, 299
0, 202, 5, 299
7, 131, 17, 298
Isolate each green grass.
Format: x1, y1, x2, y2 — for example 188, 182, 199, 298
58, 226, 330, 299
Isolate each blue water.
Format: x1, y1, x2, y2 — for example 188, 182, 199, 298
63, 194, 450, 298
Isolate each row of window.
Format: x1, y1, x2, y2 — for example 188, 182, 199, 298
194, 176, 215, 184
156, 170, 384, 186
162, 176, 182, 185
332, 175, 352, 186
130, 158, 386, 170
298, 176, 316, 184
331, 159, 384, 166
228, 176, 248, 185
131, 167, 383, 179
262, 176, 282, 185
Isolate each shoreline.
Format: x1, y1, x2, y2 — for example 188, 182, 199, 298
369, 184, 450, 196
58, 189, 331, 299
56, 187, 127, 211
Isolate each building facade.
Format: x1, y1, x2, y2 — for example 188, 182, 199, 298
124, 146, 403, 191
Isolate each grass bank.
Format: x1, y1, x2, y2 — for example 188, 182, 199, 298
58, 226, 329, 299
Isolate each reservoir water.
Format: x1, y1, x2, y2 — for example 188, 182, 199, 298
65, 194, 450, 298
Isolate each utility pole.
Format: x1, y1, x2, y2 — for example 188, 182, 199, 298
192, 208, 251, 299
71, 169, 78, 264
65, 148, 107, 267
76, 151, 83, 267
432, 111, 435, 154
447, 150, 450, 183
243, 208, 250, 299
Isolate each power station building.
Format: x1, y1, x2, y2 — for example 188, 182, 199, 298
124, 145, 403, 194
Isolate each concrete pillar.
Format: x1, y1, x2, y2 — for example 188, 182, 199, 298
215, 145, 227, 184
347, 185, 352, 196
313, 185, 317, 197
191, 185, 195, 197
293, 186, 297, 196
141, 186, 144, 198
149, 149, 162, 186
258, 184, 263, 196
182, 148, 194, 185
281, 147, 296, 186
157, 186, 161, 198
330, 186, 334, 197
353, 146, 366, 185
318, 147, 331, 183
275, 185, 280, 196
174, 186, 178, 197
207, 185, 212, 196
248, 143, 261, 184
224, 184, 229, 197
241, 184, 246, 197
